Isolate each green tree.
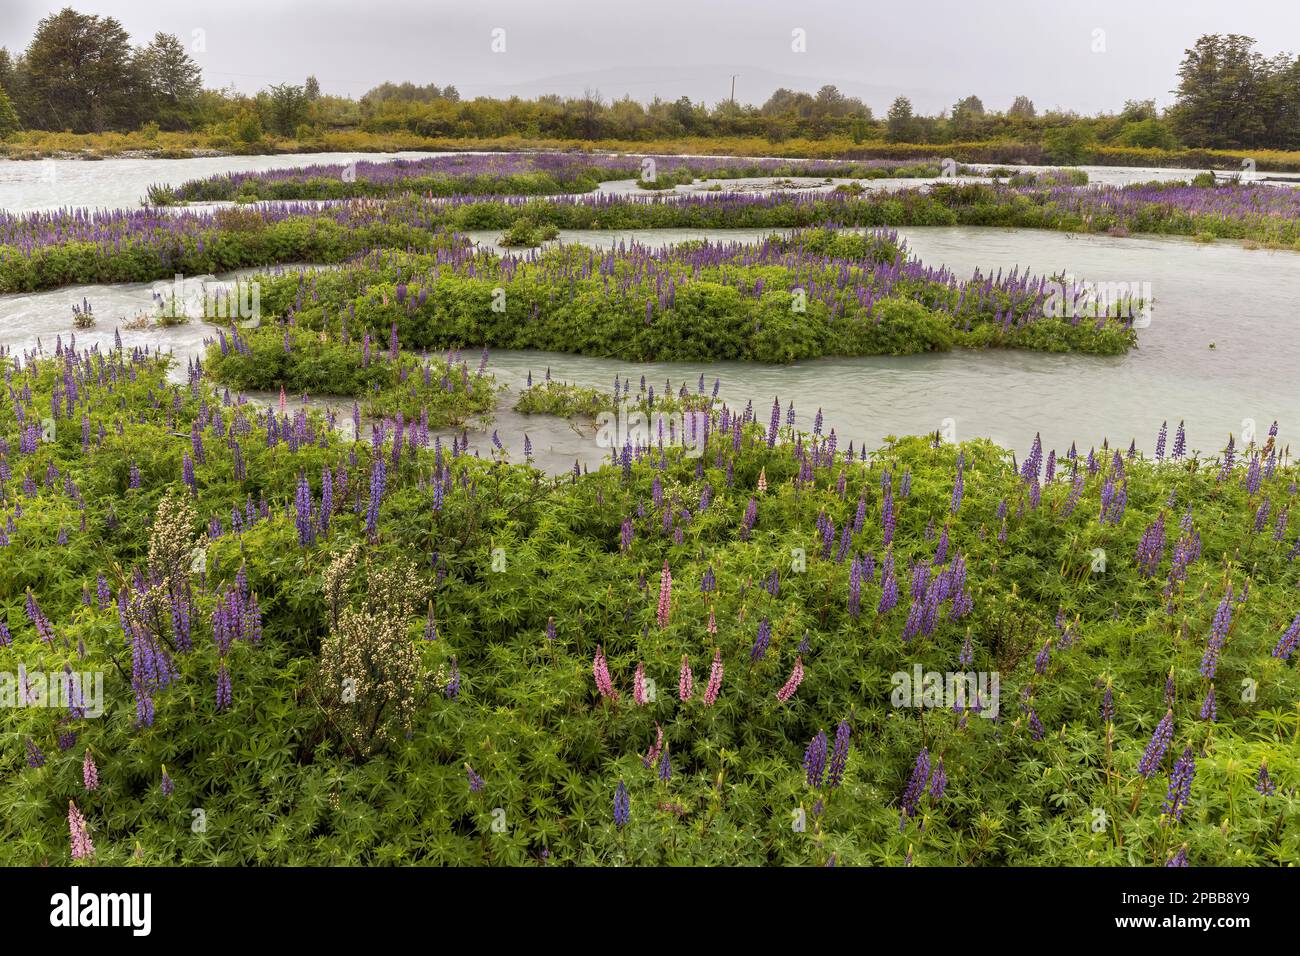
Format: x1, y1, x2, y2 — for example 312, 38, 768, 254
951, 94, 986, 140
0, 85, 20, 139
264, 83, 309, 136
885, 96, 916, 143
138, 32, 202, 129
20, 7, 142, 132
1170, 34, 1272, 148
1007, 95, 1036, 119
0, 48, 15, 96
1042, 122, 1096, 163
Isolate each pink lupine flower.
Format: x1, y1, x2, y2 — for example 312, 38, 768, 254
68, 801, 94, 860
633, 662, 649, 705
593, 646, 618, 700
643, 722, 665, 768
776, 655, 805, 702
657, 560, 672, 628
278, 386, 286, 412
757, 468, 767, 494
704, 648, 724, 706
679, 655, 694, 701
82, 749, 98, 791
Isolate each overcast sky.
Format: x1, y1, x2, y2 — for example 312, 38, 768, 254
2, 0, 1296, 115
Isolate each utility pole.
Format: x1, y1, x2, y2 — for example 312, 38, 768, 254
730, 74, 738, 105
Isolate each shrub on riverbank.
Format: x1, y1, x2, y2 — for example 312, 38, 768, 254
147, 153, 957, 205
204, 324, 498, 425
514, 379, 610, 418
240, 230, 1137, 362
8, 129, 1300, 174
4, 179, 1295, 297
498, 217, 559, 247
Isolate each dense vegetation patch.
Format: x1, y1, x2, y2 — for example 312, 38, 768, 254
204, 324, 498, 426
5, 178, 1295, 295
236, 228, 1137, 363
1, 346, 1297, 865
145, 154, 957, 205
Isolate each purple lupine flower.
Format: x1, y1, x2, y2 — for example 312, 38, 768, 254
216, 662, 232, 711
658, 746, 672, 783
1163, 747, 1195, 822
294, 472, 315, 547
1172, 421, 1186, 459
25, 590, 55, 644
1272, 612, 1300, 660
466, 764, 484, 792
445, 657, 460, 699
1199, 587, 1234, 679
657, 561, 672, 629
365, 454, 386, 538
929, 758, 947, 802
1138, 709, 1175, 778
950, 453, 964, 514
1101, 681, 1114, 725
1136, 512, 1166, 577
828, 719, 851, 789
740, 497, 758, 540
1200, 685, 1217, 722
1028, 708, 1045, 740
26, 738, 46, 767
766, 396, 780, 448
161, 766, 174, 797
1034, 640, 1051, 675
803, 730, 828, 789
900, 747, 930, 821
319, 466, 333, 532
750, 618, 771, 661
848, 556, 862, 619
1256, 762, 1276, 796
877, 551, 898, 614
881, 483, 896, 546
1156, 421, 1167, 461
1021, 433, 1042, 483
701, 565, 716, 593
614, 780, 630, 827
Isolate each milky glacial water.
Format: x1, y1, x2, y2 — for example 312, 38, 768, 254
3, 224, 1296, 474
4, 151, 1298, 215
0, 151, 458, 214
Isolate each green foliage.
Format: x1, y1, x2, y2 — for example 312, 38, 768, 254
499, 218, 559, 247
0, 86, 20, 140
233, 230, 1133, 365
514, 381, 610, 418
205, 324, 498, 426
1, 349, 1297, 865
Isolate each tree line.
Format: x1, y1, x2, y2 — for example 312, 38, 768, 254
1, 10, 1298, 153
